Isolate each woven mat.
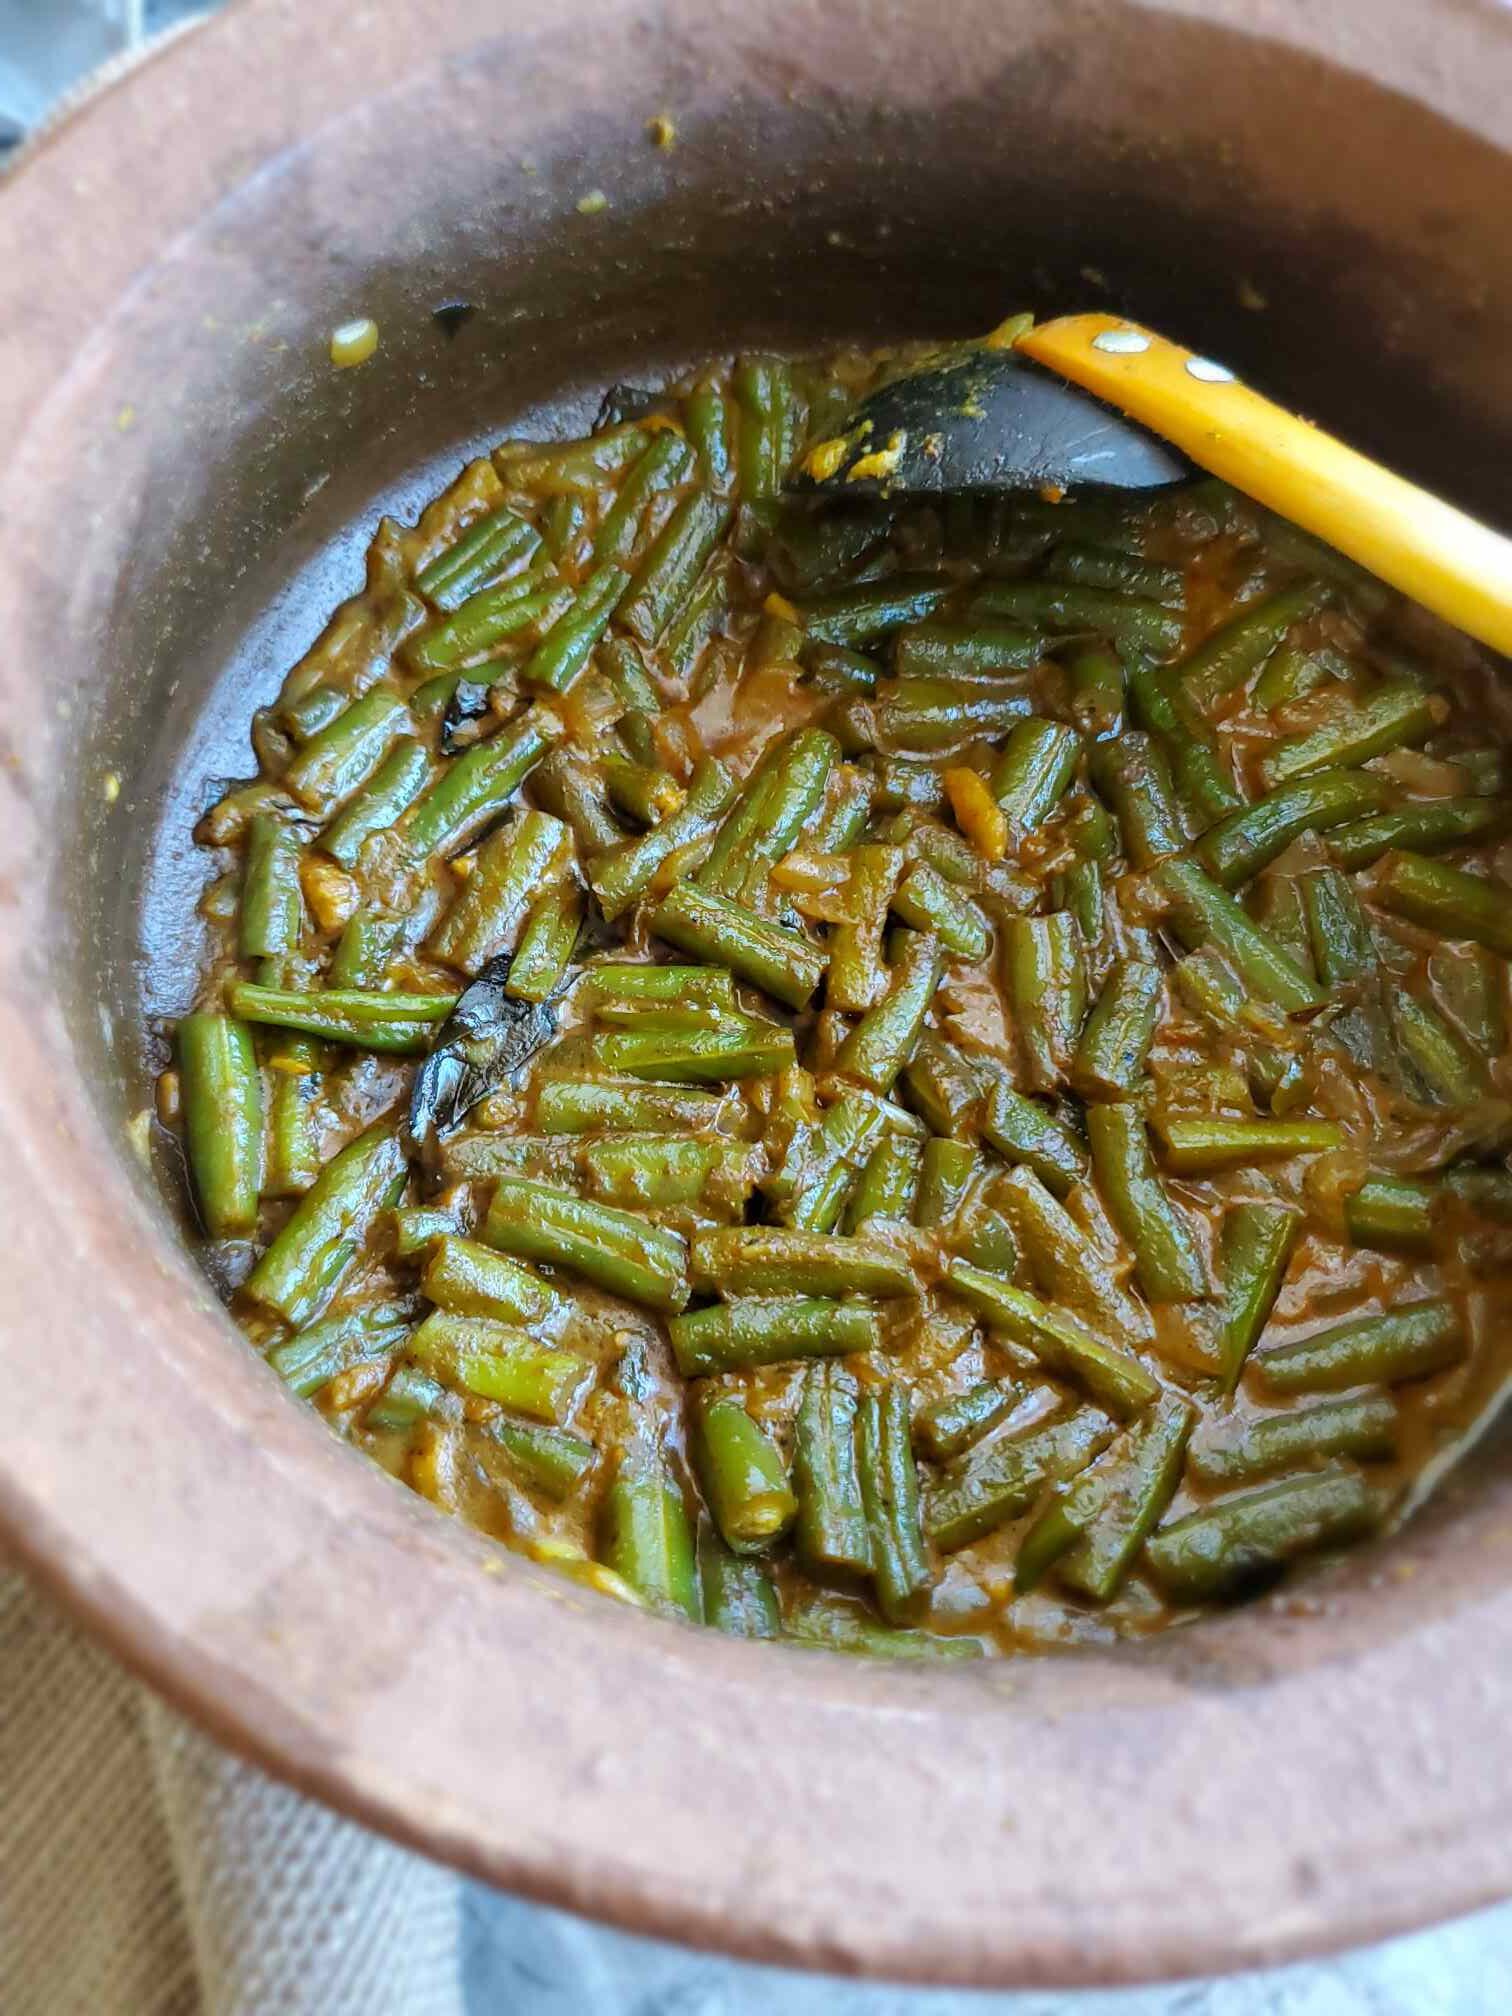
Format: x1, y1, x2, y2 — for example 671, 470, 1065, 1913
0, 1569, 463, 2016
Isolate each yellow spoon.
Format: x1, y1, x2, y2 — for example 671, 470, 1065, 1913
1016, 313, 1512, 657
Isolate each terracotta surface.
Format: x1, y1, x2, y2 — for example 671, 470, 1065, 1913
0, 0, 1510, 1987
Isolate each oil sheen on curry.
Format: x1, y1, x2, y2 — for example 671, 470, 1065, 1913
159, 343, 1512, 1660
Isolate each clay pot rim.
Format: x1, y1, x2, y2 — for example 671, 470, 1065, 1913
3, 0, 1512, 1988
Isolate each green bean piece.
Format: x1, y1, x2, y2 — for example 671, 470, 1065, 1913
533, 1075, 732, 1135
1003, 913, 1087, 1093
914, 1136, 979, 1233
972, 580, 1182, 659
490, 1420, 595, 1501
689, 1226, 916, 1300
268, 1308, 408, 1402
227, 982, 455, 1055
1262, 682, 1445, 787
497, 424, 651, 492
506, 881, 584, 1003
1252, 642, 1339, 712
1297, 864, 1376, 993
239, 815, 304, 961
990, 718, 1081, 833
1189, 1394, 1398, 1488
834, 929, 946, 1095
581, 961, 736, 1007
530, 748, 625, 854
1344, 1174, 1436, 1257
1212, 1202, 1301, 1395
732, 355, 795, 499
653, 885, 824, 1012
410, 1311, 587, 1421
1071, 957, 1165, 1098
391, 1205, 457, 1259
580, 1134, 747, 1215
980, 1081, 1088, 1196
177, 1013, 264, 1238
317, 738, 431, 867
244, 1121, 406, 1327
589, 755, 736, 920
523, 562, 629, 692
429, 809, 571, 976
618, 496, 731, 646
784, 1592, 984, 1660
1196, 769, 1391, 889
1049, 542, 1183, 605
659, 558, 729, 681
283, 689, 409, 815
700, 1530, 781, 1637
417, 505, 541, 612
1179, 582, 1330, 714
1374, 852, 1512, 959
1155, 858, 1325, 1013
855, 1384, 933, 1624
327, 915, 402, 989
826, 843, 905, 1013
601, 754, 682, 829
695, 1394, 798, 1550
1088, 733, 1188, 866
949, 1261, 1161, 1418
914, 1381, 1027, 1463
484, 1175, 690, 1312
602, 1456, 700, 1620
1146, 1467, 1381, 1605
1127, 665, 1245, 827
1392, 992, 1485, 1107
730, 727, 840, 905
1430, 944, 1507, 1054
263, 1036, 320, 1200
809, 764, 873, 853
792, 1362, 872, 1576
1258, 1298, 1463, 1394
797, 578, 955, 651
406, 576, 563, 674
592, 432, 696, 565
1087, 1104, 1210, 1303
1155, 1115, 1343, 1173
863, 756, 948, 814
926, 1407, 1115, 1552
421, 1233, 562, 1327
404, 710, 559, 860
684, 379, 735, 494
1057, 1391, 1196, 1601
281, 682, 347, 741
1066, 647, 1127, 739
901, 1032, 983, 1139
669, 1297, 880, 1378
593, 1009, 795, 1084
845, 1132, 924, 1230
832, 675, 1033, 758
781, 1094, 886, 1232
995, 1164, 1155, 1342
892, 622, 1040, 680
890, 862, 991, 960
1328, 796, 1512, 871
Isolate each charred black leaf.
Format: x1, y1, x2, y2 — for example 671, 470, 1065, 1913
595, 382, 673, 430
440, 679, 494, 755
406, 953, 558, 1160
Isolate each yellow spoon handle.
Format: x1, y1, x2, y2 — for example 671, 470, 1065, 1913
1015, 313, 1512, 657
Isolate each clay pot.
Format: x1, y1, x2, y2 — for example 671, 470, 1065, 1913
0, 0, 1509, 1986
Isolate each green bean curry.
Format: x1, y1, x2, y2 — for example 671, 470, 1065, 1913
161, 341, 1512, 1661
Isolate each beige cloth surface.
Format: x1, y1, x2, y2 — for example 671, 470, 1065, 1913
0, 1569, 464, 2016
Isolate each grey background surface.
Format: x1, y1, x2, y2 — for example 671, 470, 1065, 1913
2, 3, 1508, 2008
